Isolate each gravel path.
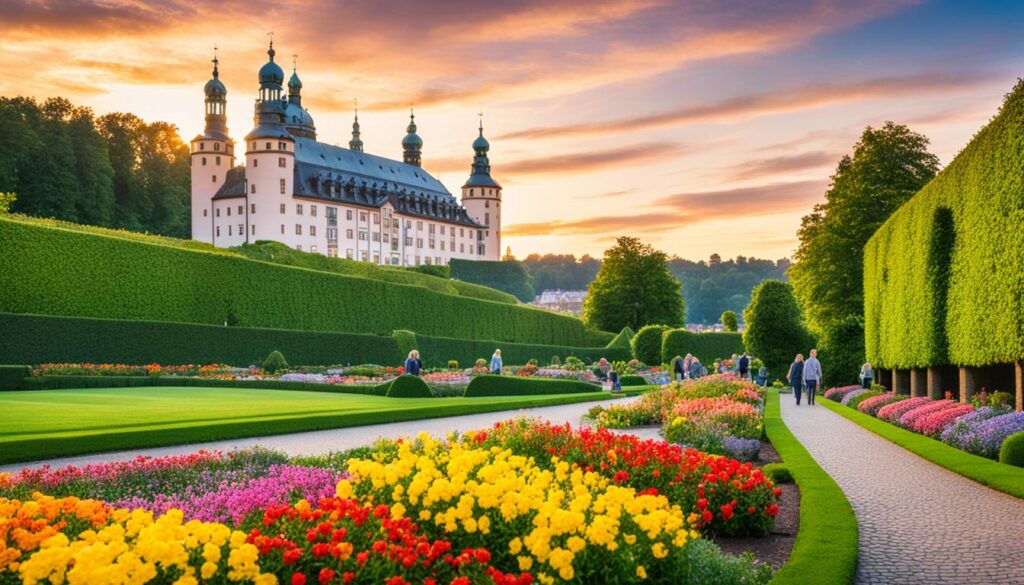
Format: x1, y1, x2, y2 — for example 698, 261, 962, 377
780, 396, 1024, 585
1, 396, 639, 472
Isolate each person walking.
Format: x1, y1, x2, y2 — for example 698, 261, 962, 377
787, 354, 805, 405
758, 363, 769, 387
609, 369, 622, 393
674, 355, 687, 382
738, 352, 750, 380
689, 357, 704, 380
404, 350, 422, 377
859, 362, 874, 389
803, 349, 823, 405
490, 349, 503, 375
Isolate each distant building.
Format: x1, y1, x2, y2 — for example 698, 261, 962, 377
190, 41, 502, 265
533, 290, 587, 315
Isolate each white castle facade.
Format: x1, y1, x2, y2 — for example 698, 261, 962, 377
190, 42, 502, 265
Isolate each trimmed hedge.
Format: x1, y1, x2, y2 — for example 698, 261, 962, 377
18, 375, 389, 396
414, 334, 629, 368
449, 258, 535, 302
864, 79, 1024, 368
631, 325, 668, 365
464, 375, 601, 397
383, 375, 433, 398
660, 329, 744, 366
606, 327, 634, 350
0, 312, 404, 367
620, 375, 646, 387
1000, 432, 1024, 468
0, 217, 589, 345
0, 365, 31, 390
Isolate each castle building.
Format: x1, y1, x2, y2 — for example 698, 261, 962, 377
190, 42, 502, 265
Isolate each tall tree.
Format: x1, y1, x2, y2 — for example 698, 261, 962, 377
789, 122, 939, 382
582, 237, 684, 332
743, 280, 814, 378
721, 310, 738, 332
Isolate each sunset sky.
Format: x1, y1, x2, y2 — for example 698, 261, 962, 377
2, 0, 1022, 261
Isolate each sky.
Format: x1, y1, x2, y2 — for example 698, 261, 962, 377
2, 0, 1022, 261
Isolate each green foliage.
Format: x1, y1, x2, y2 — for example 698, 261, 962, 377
999, 432, 1024, 468
403, 264, 450, 279
0, 192, 15, 214
721, 310, 738, 332
791, 123, 939, 373
21, 375, 387, 396
847, 390, 884, 410
447, 360, 459, 371
520, 254, 601, 293
582, 237, 684, 332
0, 365, 30, 390
382, 375, 433, 398
631, 325, 669, 365
990, 392, 1013, 408
392, 330, 418, 359
464, 375, 600, 397
743, 280, 814, 376
563, 356, 585, 371
261, 350, 289, 374
449, 258, 535, 302
414, 334, 628, 368
760, 463, 793, 484
865, 83, 1024, 368
234, 241, 516, 304
620, 375, 647, 387
550, 356, 561, 366
0, 312, 405, 367
0, 217, 591, 345
660, 329, 745, 366
605, 327, 634, 350
818, 316, 865, 385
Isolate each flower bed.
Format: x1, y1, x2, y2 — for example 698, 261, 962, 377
856, 393, 906, 416
839, 389, 869, 406
876, 397, 932, 424
897, 400, 956, 430
914, 403, 976, 438
823, 385, 861, 402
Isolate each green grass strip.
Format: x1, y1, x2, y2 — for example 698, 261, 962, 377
766, 389, 858, 585
819, 397, 1024, 499
0, 391, 619, 466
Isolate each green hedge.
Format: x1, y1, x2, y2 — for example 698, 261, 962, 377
631, 325, 668, 364
0, 365, 30, 390
620, 375, 646, 386
383, 375, 433, 398
606, 327, 634, 350
17, 375, 389, 395
464, 375, 601, 397
414, 334, 629, 368
864, 79, 1024, 368
660, 329, 744, 366
0, 217, 589, 345
0, 312, 404, 367
449, 259, 535, 302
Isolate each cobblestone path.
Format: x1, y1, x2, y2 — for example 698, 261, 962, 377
780, 396, 1024, 585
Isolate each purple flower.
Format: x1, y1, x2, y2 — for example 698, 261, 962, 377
940, 406, 1012, 453
722, 436, 761, 462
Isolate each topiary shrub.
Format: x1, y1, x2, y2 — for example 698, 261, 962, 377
631, 325, 668, 365
447, 360, 459, 371
0, 365, 31, 391
761, 463, 793, 484
990, 391, 1013, 408
620, 375, 646, 386
606, 327, 634, 350
551, 356, 561, 366
382, 375, 433, 398
262, 350, 289, 374
464, 375, 599, 397
999, 431, 1024, 467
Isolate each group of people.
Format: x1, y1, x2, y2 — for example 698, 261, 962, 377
786, 349, 823, 405
671, 352, 769, 386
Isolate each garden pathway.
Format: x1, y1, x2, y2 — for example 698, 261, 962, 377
1, 396, 641, 472
780, 396, 1024, 585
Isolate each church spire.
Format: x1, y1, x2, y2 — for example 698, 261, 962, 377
287, 54, 302, 105
203, 45, 228, 139
463, 113, 501, 189
402, 108, 423, 167
349, 99, 363, 152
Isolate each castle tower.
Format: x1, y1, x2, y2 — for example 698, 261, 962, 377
402, 110, 422, 166
460, 117, 501, 260
190, 48, 236, 243
349, 102, 364, 152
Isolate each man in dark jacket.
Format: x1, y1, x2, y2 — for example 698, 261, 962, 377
787, 354, 805, 405
674, 356, 687, 381
404, 350, 422, 377
738, 353, 750, 380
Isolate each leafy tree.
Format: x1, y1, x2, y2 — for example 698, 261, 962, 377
743, 280, 814, 376
0, 192, 15, 213
789, 122, 938, 381
721, 310, 738, 332
261, 350, 289, 374
582, 237, 684, 332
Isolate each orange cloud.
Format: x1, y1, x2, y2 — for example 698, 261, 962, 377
726, 151, 838, 181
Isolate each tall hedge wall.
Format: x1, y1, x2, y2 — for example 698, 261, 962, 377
414, 334, 630, 367
0, 218, 588, 345
864, 79, 1024, 368
660, 329, 745, 365
449, 259, 535, 302
0, 312, 404, 366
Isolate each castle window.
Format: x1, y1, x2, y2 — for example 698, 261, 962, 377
228, 225, 232, 236
373, 213, 380, 224
238, 223, 243, 235
440, 226, 445, 236
360, 212, 367, 222
450, 239, 455, 250
372, 233, 380, 242
416, 238, 423, 248
346, 209, 353, 220
238, 205, 243, 215
280, 179, 286, 194
383, 234, 390, 243
346, 229, 353, 239
212, 175, 217, 182
253, 159, 258, 167
202, 157, 207, 166
362, 252, 369, 262
460, 243, 465, 253
216, 226, 220, 237
279, 204, 286, 214
214, 143, 221, 151
278, 142, 286, 150
311, 205, 317, 217
250, 184, 256, 194
359, 231, 367, 241
310, 225, 316, 237
266, 142, 271, 150
440, 241, 445, 251
216, 156, 221, 166
280, 224, 285, 234
296, 224, 302, 235
416, 221, 423, 231
469, 188, 474, 196
485, 201, 489, 208
251, 203, 256, 214
251, 224, 256, 235
216, 208, 220, 217
203, 209, 207, 217
405, 237, 412, 246
485, 213, 490, 225
201, 143, 206, 151
296, 204, 303, 215
279, 157, 286, 168
227, 207, 231, 216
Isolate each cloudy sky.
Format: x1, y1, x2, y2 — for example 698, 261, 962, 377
2, 0, 1021, 260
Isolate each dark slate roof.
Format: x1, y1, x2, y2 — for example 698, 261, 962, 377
463, 172, 501, 189
212, 166, 247, 200
294, 137, 449, 195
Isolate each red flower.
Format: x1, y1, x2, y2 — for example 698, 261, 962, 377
318, 569, 336, 585
292, 573, 307, 585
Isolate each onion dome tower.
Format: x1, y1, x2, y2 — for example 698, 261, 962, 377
349, 101, 364, 152
402, 110, 423, 167
191, 47, 236, 244
283, 56, 316, 139
460, 115, 502, 260
247, 38, 290, 141
203, 50, 228, 139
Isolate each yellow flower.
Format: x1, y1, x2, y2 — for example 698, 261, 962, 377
509, 538, 523, 555
652, 542, 668, 559
637, 565, 648, 579
335, 480, 354, 499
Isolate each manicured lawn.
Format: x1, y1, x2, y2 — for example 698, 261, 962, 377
765, 389, 858, 585
819, 397, 1024, 499
0, 386, 619, 465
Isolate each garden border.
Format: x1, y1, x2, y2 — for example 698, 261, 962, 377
765, 389, 858, 585
0, 390, 621, 465
819, 398, 1024, 499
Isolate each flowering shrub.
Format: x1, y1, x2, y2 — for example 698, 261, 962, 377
839, 389, 869, 406
460, 420, 778, 537
940, 406, 1011, 451
663, 397, 762, 449
823, 386, 861, 402
914, 404, 976, 438
949, 412, 1024, 459
876, 397, 932, 424
0, 493, 111, 573
897, 400, 955, 429
856, 393, 906, 416
339, 432, 705, 583
721, 437, 761, 462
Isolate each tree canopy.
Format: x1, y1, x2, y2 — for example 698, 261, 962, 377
582, 237, 684, 332
721, 310, 738, 332
788, 122, 939, 382
743, 280, 814, 377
